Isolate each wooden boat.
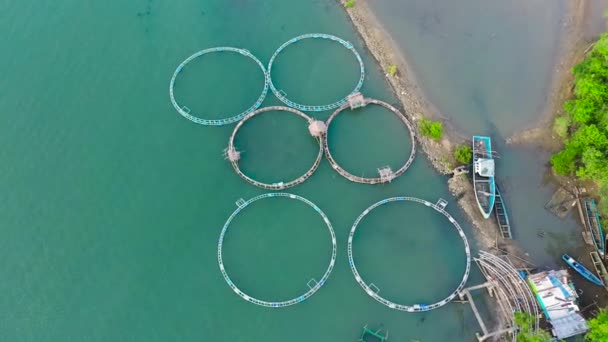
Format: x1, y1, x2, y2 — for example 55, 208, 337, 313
590, 251, 608, 291
584, 199, 605, 256
494, 184, 512, 239
562, 254, 604, 286
472, 136, 496, 219
359, 324, 388, 342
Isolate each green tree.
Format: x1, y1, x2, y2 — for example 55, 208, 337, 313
418, 118, 443, 140
344, 0, 355, 8
551, 145, 580, 175
587, 308, 608, 341
454, 144, 472, 164
513, 312, 552, 342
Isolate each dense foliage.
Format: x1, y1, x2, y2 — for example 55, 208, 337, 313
587, 308, 608, 341
418, 118, 443, 140
551, 34, 608, 215
454, 144, 472, 164
388, 65, 397, 77
513, 312, 552, 342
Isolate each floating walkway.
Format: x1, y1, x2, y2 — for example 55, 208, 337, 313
347, 197, 471, 312
226, 106, 326, 190
267, 33, 365, 112
217, 193, 337, 308
169, 47, 269, 126
324, 95, 417, 184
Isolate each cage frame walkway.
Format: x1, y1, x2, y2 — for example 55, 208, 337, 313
347, 197, 471, 312
169, 47, 269, 126
324, 97, 417, 184
218, 193, 337, 308
226, 106, 325, 190
267, 33, 365, 112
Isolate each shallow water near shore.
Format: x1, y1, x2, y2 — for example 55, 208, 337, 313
368, 0, 607, 269
1, 0, 486, 340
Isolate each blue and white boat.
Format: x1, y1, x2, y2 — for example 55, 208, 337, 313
472, 136, 496, 219
562, 254, 604, 286
584, 199, 605, 256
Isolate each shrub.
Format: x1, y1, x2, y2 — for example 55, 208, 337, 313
418, 118, 443, 140
587, 308, 608, 341
344, 0, 355, 8
388, 65, 397, 77
513, 312, 552, 342
454, 145, 472, 165
553, 115, 571, 138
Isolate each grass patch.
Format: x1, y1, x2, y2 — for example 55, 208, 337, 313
344, 0, 355, 8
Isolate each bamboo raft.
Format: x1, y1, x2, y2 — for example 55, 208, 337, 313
590, 251, 608, 292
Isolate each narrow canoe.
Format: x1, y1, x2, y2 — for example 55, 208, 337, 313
562, 254, 604, 286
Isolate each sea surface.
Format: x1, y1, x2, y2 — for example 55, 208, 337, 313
1, 1, 486, 341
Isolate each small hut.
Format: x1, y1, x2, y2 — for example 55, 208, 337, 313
347, 92, 366, 109
378, 166, 395, 183
225, 146, 241, 162
308, 120, 327, 137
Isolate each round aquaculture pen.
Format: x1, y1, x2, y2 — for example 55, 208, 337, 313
218, 193, 337, 308
169, 47, 269, 126
347, 197, 471, 312
226, 106, 326, 190
324, 96, 416, 184
267, 33, 365, 112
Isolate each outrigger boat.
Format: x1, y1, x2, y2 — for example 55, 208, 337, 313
562, 254, 604, 286
472, 136, 496, 219
584, 199, 605, 256
494, 184, 512, 239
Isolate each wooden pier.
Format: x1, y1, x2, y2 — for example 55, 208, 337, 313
460, 251, 540, 342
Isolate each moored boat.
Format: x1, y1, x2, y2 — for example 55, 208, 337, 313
584, 199, 605, 256
494, 184, 512, 239
472, 136, 496, 219
562, 254, 604, 286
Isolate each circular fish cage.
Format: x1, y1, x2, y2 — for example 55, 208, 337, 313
226, 106, 325, 190
218, 193, 337, 308
169, 47, 268, 126
347, 196, 471, 312
267, 33, 365, 112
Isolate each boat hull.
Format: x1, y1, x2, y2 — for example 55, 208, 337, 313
472, 136, 495, 219
584, 199, 605, 256
562, 254, 604, 286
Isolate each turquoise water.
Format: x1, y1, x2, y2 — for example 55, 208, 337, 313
1, 0, 484, 340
